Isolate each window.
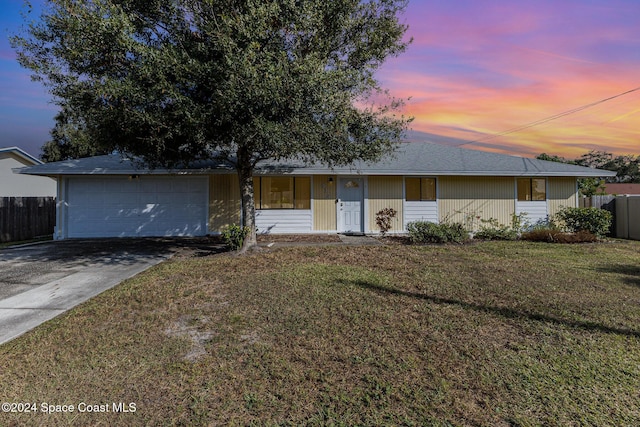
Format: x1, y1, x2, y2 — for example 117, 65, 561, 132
517, 178, 546, 201
253, 176, 311, 209
406, 178, 436, 201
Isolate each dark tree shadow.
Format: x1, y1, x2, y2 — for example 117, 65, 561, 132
346, 279, 640, 339
0, 236, 228, 266
595, 264, 640, 287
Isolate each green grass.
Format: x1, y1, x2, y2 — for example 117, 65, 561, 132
1, 241, 639, 426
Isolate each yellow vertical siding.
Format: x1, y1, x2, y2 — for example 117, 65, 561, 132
548, 177, 578, 215
438, 176, 514, 229
367, 176, 403, 232
313, 175, 337, 231
208, 174, 241, 233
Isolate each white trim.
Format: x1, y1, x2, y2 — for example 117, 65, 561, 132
0, 146, 43, 165
56, 177, 69, 240
403, 177, 439, 228
337, 176, 365, 233
310, 176, 315, 231
364, 177, 370, 233
515, 177, 549, 225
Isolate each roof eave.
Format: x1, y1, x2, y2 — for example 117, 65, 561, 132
17, 168, 617, 178
1, 147, 43, 165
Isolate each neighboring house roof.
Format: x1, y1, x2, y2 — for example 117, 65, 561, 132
16, 142, 616, 178
603, 183, 640, 195
0, 146, 43, 166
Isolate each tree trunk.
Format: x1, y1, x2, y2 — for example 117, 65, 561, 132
237, 157, 257, 253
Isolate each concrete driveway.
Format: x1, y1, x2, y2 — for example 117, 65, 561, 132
0, 238, 224, 345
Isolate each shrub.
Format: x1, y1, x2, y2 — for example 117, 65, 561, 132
474, 218, 518, 241
407, 221, 469, 244
521, 229, 598, 243
221, 224, 251, 251
555, 207, 612, 237
375, 208, 397, 236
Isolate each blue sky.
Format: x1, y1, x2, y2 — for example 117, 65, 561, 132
2, 0, 639, 159
0, 0, 55, 157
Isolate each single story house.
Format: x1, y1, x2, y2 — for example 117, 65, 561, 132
16, 142, 616, 240
1, 147, 56, 197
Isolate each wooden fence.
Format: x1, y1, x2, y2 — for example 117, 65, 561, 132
0, 197, 56, 243
581, 195, 639, 240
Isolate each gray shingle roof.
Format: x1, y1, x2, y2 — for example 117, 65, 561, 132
16, 142, 616, 177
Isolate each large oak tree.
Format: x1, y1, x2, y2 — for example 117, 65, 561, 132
13, 0, 412, 249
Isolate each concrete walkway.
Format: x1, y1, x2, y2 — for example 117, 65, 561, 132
0, 239, 184, 345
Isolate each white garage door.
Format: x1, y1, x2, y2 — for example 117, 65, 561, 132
66, 176, 208, 238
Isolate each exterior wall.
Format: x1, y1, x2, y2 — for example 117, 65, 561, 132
0, 154, 56, 197
256, 209, 313, 233
208, 174, 241, 233
313, 175, 337, 231
206, 174, 580, 234
404, 201, 438, 225
547, 177, 578, 215
516, 201, 548, 225
438, 176, 515, 229
367, 176, 403, 233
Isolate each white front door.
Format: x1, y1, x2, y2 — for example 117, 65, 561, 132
337, 177, 364, 233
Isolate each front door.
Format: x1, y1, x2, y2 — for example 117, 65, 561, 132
337, 177, 364, 233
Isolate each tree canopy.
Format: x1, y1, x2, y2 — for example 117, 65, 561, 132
13, 0, 412, 248
537, 150, 640, 196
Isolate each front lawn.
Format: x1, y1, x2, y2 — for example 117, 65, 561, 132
1, 241, 639, 425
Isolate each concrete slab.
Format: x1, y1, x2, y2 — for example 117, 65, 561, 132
0, 238, 224, 345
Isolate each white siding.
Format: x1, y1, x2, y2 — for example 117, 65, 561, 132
256, 209, 313, 234
516, 201, 548, 226
0, 155, 56, 197
404, 201, 438, 225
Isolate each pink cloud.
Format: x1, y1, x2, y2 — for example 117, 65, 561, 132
380, 0, 640, 157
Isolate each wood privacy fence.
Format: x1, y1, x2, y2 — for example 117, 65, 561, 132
0, 197, 56, 243
580, 195, 640, 240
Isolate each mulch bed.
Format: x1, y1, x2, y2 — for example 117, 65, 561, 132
256, 234, 343, 243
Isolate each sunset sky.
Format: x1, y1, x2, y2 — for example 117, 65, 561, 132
1, 0, 639, 159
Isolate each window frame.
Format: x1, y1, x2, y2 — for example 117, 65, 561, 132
254, 176, 311, 210
405, 177, 437, 202
517, 178, 546, 201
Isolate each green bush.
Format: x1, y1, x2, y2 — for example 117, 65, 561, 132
474, 218, 518, 241
407, 221, 469, 244
555, 207, 612, 237
221, 224, 251, 251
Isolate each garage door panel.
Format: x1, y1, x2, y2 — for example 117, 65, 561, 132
72, 180, 104, 193
66, 176, 208, 238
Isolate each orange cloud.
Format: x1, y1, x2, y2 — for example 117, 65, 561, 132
381, 0, 640, 158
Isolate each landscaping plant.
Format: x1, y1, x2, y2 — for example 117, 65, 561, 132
375, 208, 397, 236
555, 206, 612, 237
407, 220, 469, 244
473, 218, 519, 241
221, 224, 251, 251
